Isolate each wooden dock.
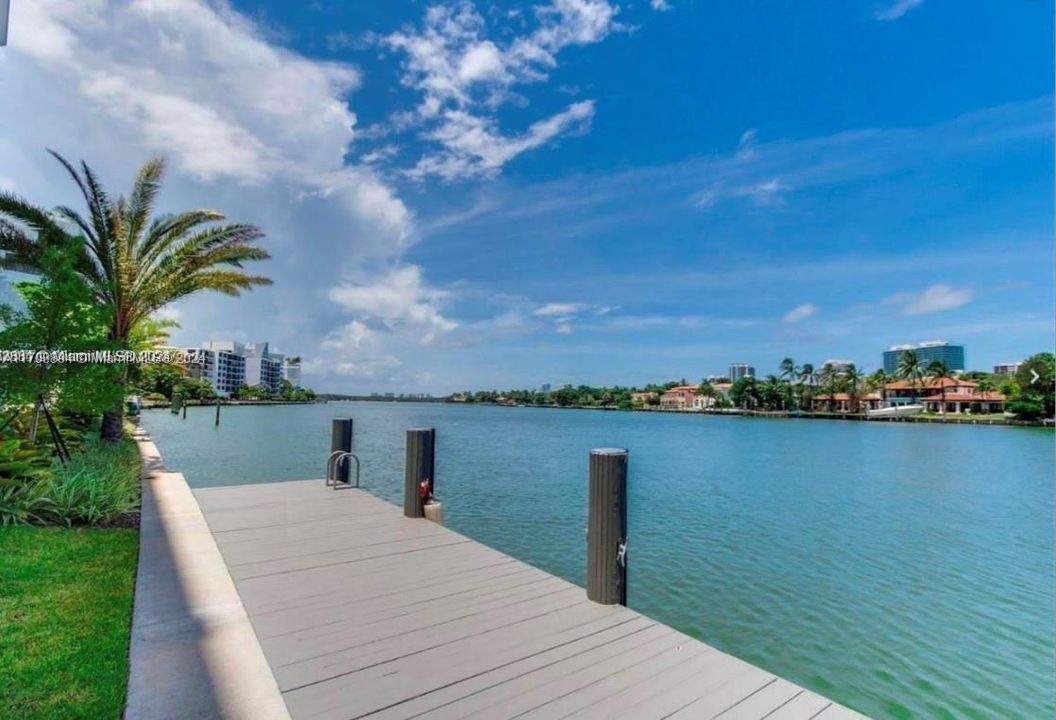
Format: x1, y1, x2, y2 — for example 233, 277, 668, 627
193, 479, 866, 720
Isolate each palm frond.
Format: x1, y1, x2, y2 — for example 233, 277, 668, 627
136, 209, 225, 270
124, 157, 165, 243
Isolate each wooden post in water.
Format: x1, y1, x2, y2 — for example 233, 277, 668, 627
330, 418, 354, 484
403, 428, 435, 518
587, 447, 628, 605
182, 402, 187, 420
215, 399, 221, 427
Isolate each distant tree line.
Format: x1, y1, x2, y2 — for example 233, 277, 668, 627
135, 363, 315, 403
453, 351, 1055, 420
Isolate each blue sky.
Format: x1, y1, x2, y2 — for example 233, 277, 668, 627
1, 0, 1052, 392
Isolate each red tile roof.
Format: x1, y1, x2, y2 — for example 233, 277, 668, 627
920, 392, 1006, 402
885, 378, 976, 390
813, 393, 882, 402
661, 386, 698, 395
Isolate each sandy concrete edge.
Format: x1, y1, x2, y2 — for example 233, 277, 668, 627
125, 428, 291, 720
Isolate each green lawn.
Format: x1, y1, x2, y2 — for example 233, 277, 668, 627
0, 526, 138, 720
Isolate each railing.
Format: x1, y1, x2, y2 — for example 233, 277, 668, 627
325, 450, 360, 489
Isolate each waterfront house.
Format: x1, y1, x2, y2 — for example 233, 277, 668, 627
630, 391, 659, 406
919, 389, 1006, 414
811, 392, 884, 413
711, 383, 733, 401
884, 378, 1005, 413
885, 378, 974, 404
693, 393, 717, 410
659, 385, 698, 410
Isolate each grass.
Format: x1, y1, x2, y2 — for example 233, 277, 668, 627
0, 526, 139, 719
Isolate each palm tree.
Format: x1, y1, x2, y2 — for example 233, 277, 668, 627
868, 368, 890, 406
842, 363, 867, 413
817, 363, 840, 411
926, 360, 951, 414
795, 362, 815, 410
897, 350, 925, 403
0, 151, 271, 442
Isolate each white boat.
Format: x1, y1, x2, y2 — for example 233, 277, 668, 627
867, 404, 924, 418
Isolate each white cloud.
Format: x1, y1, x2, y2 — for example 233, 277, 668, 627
735, 177, 787, 205
875, 0, 924, 21
782, 303, 818, 323
694, 177, 788, 209
736, 128, 758, 160
651, 0, 673, 10
328, 265, 458, 345
408, 101, 595, 181
14, 0, 362, 184
532, 300, 618, 334
533, 302, 590, 316
601, 315, 757, 330
2, 0, 420, 391
889, 284, 972, 315
383, 0, 621, 179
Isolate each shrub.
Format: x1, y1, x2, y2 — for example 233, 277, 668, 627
0, 437, 140, 526
1008, 395, 1047, 421
45, 439, 141, 527
0, 436, 51, 481
0, 479, 53, 526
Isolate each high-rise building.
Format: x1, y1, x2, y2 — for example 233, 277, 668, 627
993, 362, 1022, 376
186, 345, 246, 397
729, 363, 755, 381
883, 341, 964, 375
283, 359, 302, 389
822, 359, 855, 372
188, 341, 290, 396
240, 342, 284, 394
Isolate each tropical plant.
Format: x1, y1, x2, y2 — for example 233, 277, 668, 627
817, 363, 840, 411
0, 239, 121, 437
758, 375, 790, 411
0, 436, 51, 481
729, 376, 759, 409
0, 478, 53, 526
926, 360, 951, 414
175, 377, 217, 401
796, 362, 816, 410
0, 435, 140, 526
1013, 353, 1055, 418
975, 376, 996, 396
842, 363, 867, 413
868, 369, 890, 403
896, 350, 925, 402
0, 151, 272, 442
44, 438, 141, 526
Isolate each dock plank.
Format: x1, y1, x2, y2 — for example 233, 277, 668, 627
192, 481, 868, 720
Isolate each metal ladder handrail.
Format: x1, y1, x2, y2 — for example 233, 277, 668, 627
326, 450, 360, 489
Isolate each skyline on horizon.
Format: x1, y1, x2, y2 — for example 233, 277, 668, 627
1, 0, 1052, 394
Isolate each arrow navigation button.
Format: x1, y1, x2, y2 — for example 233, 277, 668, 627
1030, 369, 1040, 385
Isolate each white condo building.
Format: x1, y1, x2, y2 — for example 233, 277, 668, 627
186, 341, 289, 397
283, 360, 302, 389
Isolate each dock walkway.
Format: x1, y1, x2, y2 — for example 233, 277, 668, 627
190, 479, 866, 720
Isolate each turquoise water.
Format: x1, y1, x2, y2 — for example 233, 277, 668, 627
140, 402, 1054, 719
